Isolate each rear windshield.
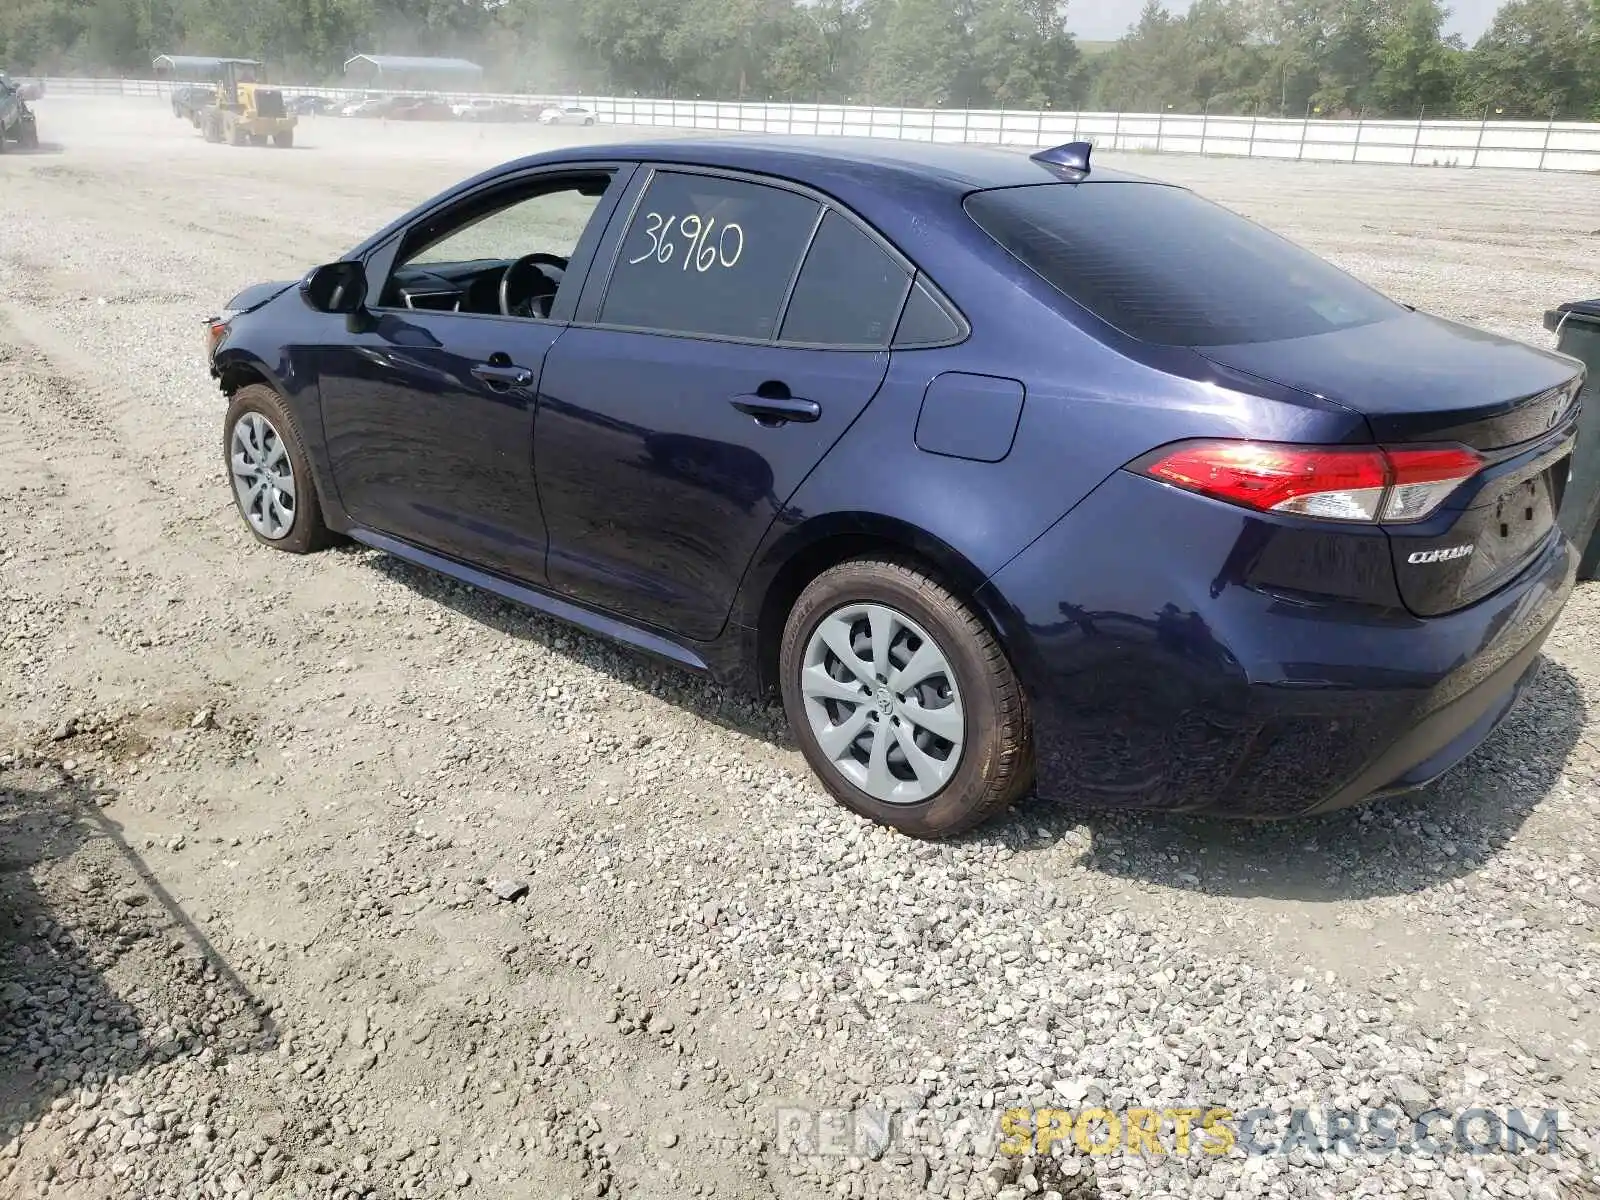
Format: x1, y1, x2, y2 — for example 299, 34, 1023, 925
964, 182, 1400, 348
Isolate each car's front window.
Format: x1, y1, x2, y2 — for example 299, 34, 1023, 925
964, 181, 1401, 348
410, 187, 603, 267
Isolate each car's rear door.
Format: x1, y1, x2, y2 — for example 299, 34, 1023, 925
533, 166, 914, 641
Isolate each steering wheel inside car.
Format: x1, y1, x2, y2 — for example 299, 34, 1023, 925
499, 253, 568, 319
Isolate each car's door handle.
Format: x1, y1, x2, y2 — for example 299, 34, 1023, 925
471, 362, 534, 388
730, 394, 821, 425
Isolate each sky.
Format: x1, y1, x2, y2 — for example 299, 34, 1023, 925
1067, 0, 1503, 43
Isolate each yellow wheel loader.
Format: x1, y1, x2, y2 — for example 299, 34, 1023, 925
199, 60, 297, 148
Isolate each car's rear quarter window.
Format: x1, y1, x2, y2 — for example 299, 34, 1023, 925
964, 182, 1400, 348
894, 279, 964, 347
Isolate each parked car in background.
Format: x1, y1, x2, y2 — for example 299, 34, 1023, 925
287, 94, 336, 116
170, 84, 217, 123
390, 96, 454, 121
338, 95, 387, 118
204, 136, 1585, 839
452, 98, 497, 119
458, 100, 533, 123
0, 73, 39, 150
538, 104, 595, 126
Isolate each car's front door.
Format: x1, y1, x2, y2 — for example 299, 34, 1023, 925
534, 168, 915, 641
316, 166, 629, 583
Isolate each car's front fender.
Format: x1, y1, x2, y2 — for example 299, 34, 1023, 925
223, 279, 298, 315
212, 337, 351, 532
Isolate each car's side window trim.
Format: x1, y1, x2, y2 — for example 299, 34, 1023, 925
579, 162, 965, 351
772, 206, 829, 340
572, 164, 655, 327
365, 161, 637, 326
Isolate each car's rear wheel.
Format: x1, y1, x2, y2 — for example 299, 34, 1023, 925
223, 385, 331, 554
779, 558, 1032, 838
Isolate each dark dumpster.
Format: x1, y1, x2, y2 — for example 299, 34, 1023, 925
1546, 299, 1600, 579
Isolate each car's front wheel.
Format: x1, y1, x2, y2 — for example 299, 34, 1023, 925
223, 384, 331, 554
779, 558, 1032, 838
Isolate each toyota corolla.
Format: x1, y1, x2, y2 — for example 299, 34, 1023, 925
207, 136, 1585, 837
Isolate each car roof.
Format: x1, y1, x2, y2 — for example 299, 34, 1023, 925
345, 135, 1172, 262
537, 135, 1160, 193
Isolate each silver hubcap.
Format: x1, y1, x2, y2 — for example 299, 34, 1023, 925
801, 602, 965, 805
229, 412, 296, 540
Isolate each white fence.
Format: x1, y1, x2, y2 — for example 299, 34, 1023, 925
40, 76, 1600, 173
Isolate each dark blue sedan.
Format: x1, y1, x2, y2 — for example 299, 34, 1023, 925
207, 136, 1586, 837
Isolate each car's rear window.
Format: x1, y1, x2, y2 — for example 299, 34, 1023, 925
964, 182, 1400, 347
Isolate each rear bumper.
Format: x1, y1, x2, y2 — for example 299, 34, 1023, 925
1300, 613, 1549, 814
978, 471, 1576, 818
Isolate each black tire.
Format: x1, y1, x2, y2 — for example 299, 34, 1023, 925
779, 558, 1032, 839
222, 384, 332, 555
20, 119, 37, 149
273, 130, 294, 148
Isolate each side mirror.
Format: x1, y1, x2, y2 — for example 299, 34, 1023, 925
301, 261, 367, 314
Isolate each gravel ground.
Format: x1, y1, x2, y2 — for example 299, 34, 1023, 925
2, 97, 1600, 1200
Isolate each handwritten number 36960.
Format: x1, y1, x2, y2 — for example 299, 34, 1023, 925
626, 212, 745, 272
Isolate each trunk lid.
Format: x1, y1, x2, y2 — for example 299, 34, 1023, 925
1198, 311, 1582, 449
1200, 312, 1584, 616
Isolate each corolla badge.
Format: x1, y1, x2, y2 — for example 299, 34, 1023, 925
1408, 545, 1475, 564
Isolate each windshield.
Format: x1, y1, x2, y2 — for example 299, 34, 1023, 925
964, 182, 1401, 348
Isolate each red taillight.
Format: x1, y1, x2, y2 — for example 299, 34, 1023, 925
1138, 440, 1482, 524
1380, 447, 1488, 522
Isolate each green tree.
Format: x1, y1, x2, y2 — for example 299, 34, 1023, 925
667, 0, 793, 98
1462, 0, 1597, 118
1090, 0, 1189, 111
763, 5, 833, 99
1370, 0, 1459, 115
573, 0, 686, 94
1246, 0, 1326, 115
1182, 0, 1267, 111
866, 0, 971, 105
969, 0, 1084, 110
